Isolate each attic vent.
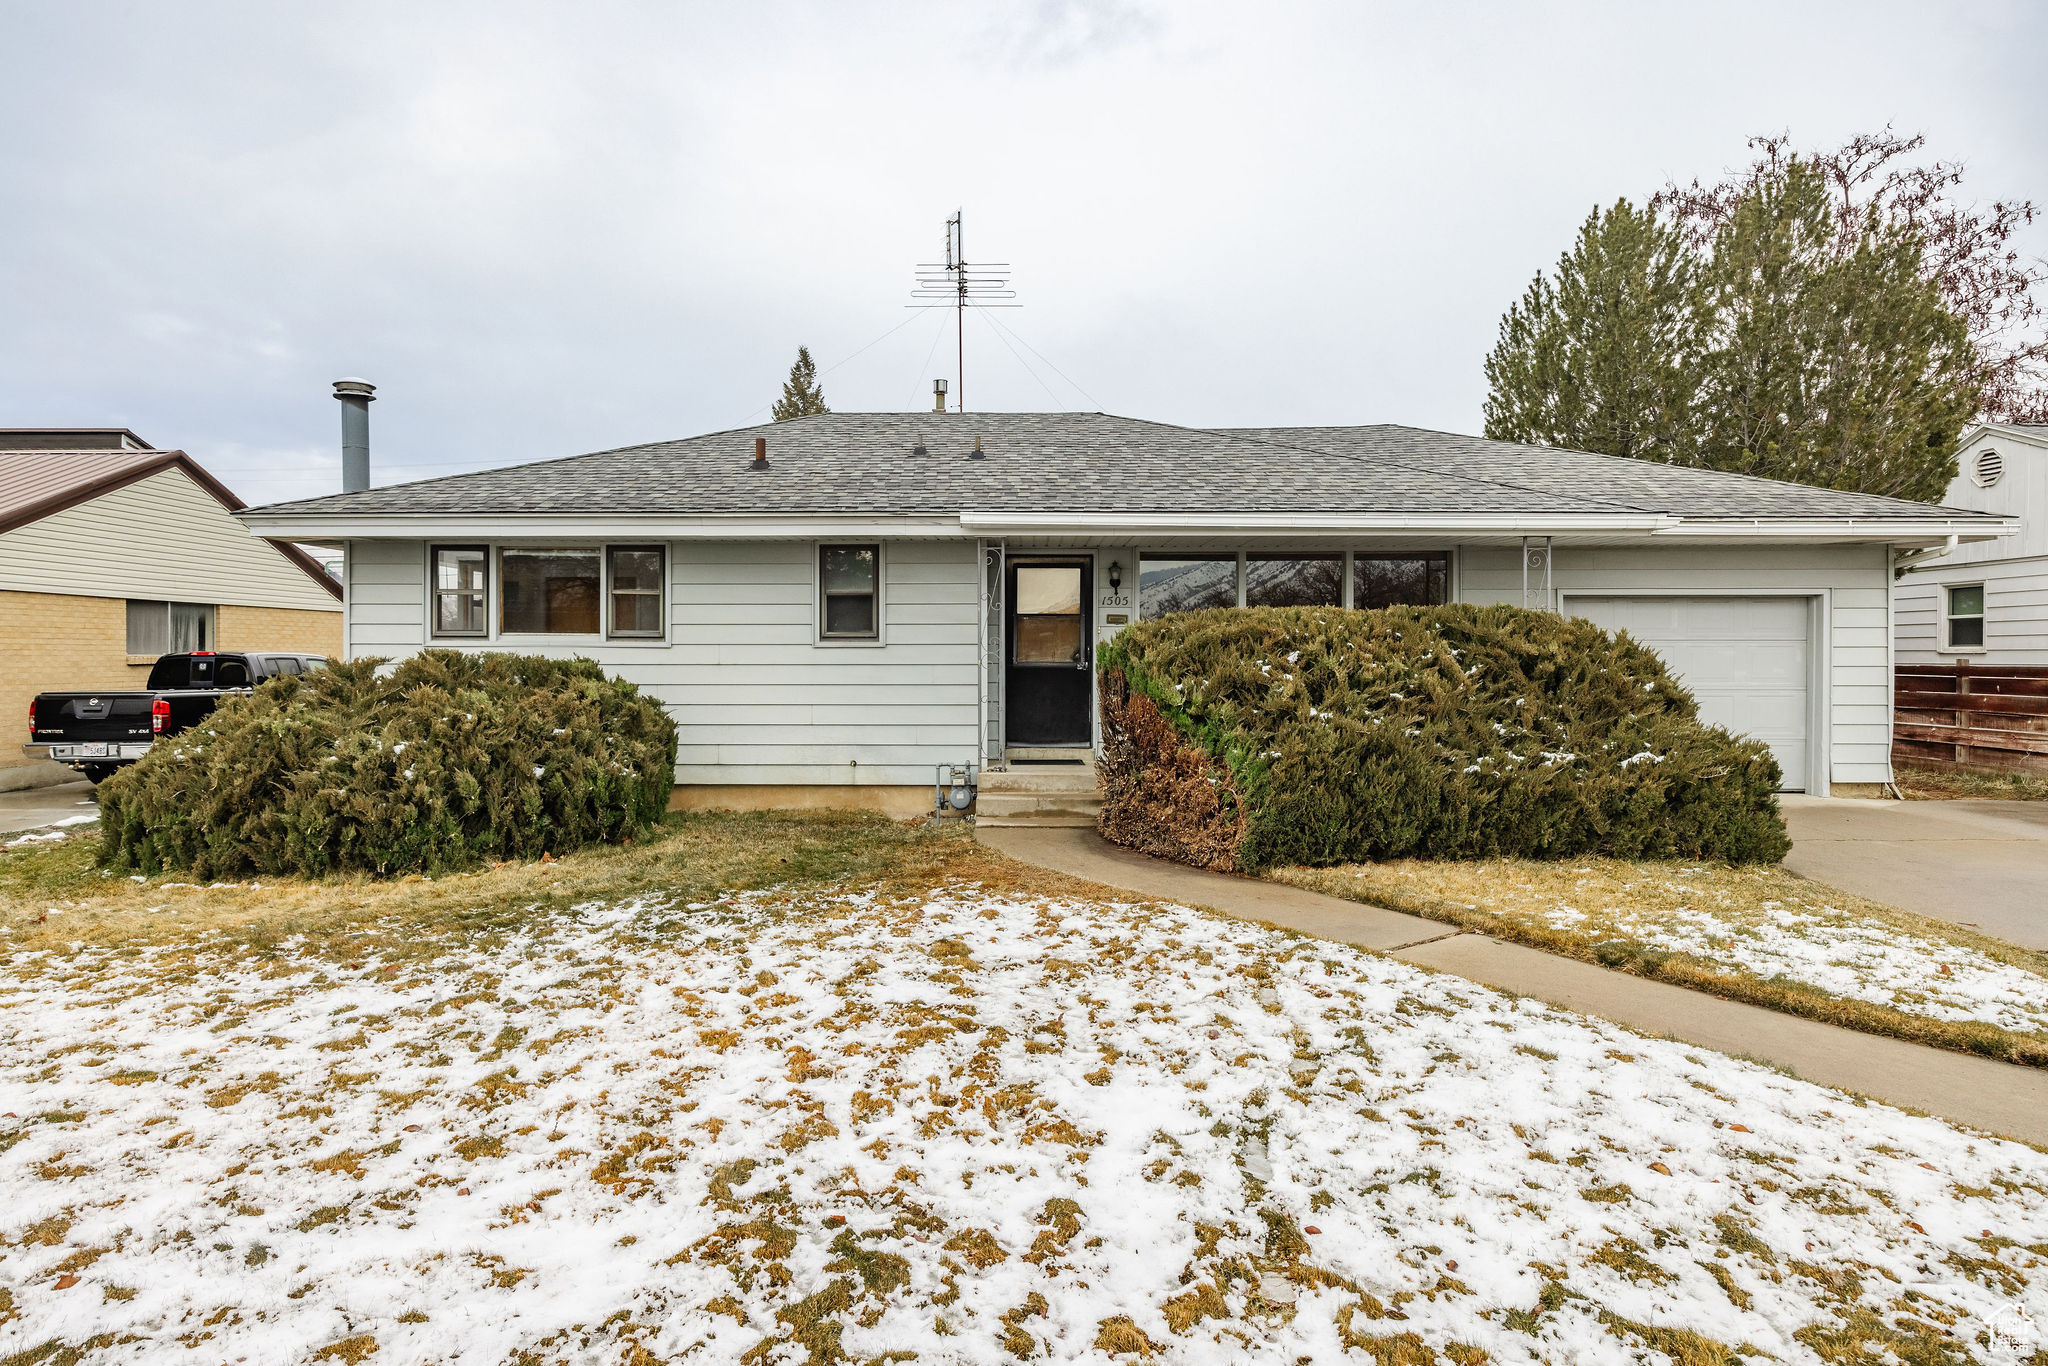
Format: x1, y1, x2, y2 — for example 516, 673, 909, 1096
1972, 447, 2004, 488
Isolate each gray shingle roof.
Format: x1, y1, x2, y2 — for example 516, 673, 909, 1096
242, 412, 1997, 524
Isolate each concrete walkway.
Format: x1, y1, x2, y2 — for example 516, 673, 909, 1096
1783, 795, 2048, 950
0, 779, 98, 835
977, 824, 2048, 1146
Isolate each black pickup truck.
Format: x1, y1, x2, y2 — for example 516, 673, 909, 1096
26, 651, 326, 782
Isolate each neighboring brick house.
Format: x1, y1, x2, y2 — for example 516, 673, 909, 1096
1, 430, 342, 790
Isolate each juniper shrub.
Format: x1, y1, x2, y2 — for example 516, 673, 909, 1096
97, 650, 677, 879
1096, 604, 1788, 870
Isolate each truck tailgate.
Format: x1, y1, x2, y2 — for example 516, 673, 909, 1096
34, 694, 155, 743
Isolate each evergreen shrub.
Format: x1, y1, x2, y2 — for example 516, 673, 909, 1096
98, 651, 678, 879
1096, 604, 1789, 871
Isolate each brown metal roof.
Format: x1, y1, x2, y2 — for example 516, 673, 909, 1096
0, 448, 340, 599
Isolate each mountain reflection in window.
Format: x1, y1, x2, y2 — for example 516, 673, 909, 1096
1139, 557, 1237, 617
1246, 555, 1341, 608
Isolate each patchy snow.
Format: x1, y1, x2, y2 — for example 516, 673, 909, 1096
1533, 893, 2048, 1039
4, 815, 98, 848
2, 887, 2045, 1364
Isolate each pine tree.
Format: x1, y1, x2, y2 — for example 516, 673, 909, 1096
771, 345, 830, 421
1482, 199, 1702, 462
1691, 160, 1980, 501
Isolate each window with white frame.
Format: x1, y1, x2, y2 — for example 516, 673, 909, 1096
607, 545, 665, 638
1947, 584, 1986, 650
819, 544, 880, 639
126, 600, 215, 655
431, 546, 489, 638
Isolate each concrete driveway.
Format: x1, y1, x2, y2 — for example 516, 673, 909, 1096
1782, 795, 2048, 949
0, 779, 98, 835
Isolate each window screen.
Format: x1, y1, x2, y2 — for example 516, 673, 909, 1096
1948, 584, 1986, 649
1139, 556, 1237, 618
432, 546, 489, 637
501, 547, 601, 634
607, 545, 665, 638
820, 545, 880, 639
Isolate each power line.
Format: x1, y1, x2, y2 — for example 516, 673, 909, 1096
730, 308, 933, 426
983, 309, 1102, 410
976, 307, 1064, 407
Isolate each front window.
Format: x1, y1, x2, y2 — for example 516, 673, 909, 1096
1947, 584, 1986, 649
432, 546, 488, 637
607, 545, 665, 638
1353, 554, 1448, 609
820, 544, 880, 639
500, 547, 601, 634
1246, 554, 1342, 608
1139, 555, 1237, 617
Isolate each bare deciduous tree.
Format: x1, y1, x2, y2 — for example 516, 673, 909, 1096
1654, 130, 2048, 424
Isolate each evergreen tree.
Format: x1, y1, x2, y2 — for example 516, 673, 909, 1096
1483, 153, 1984, 502
771, 345, 830, 420
1693, 160, 1979, 501
1483, 199, 1702, 461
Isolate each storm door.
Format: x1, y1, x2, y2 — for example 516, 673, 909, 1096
1004, 559, 1093, 747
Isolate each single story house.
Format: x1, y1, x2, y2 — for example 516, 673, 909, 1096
238, 412, 2015, 810
1894, 421, 2048, 664
1, 431, 344, 790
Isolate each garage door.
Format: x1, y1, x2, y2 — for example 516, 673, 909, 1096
1570, 595, 1811, 792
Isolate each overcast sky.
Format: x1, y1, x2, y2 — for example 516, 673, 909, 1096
3, 1, 2044, 507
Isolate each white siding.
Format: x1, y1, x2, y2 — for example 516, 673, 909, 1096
1931, 431, 2048, 564
1459, 542, 1893, 791
344, 540, 428, 655
343, 538, 983, 788
1892, 428, 2048, 666
1895, 557, 2048, 665
0, 466, 340, 612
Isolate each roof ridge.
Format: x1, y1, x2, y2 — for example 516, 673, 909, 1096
1216, 425, 1663, 517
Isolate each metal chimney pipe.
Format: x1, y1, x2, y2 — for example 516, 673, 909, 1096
333, 378, 376, 493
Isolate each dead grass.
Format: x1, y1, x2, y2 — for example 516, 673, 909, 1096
1274, 856, 2048, 1068
1894, 760, 2048, 802
0, 810, 1083, 963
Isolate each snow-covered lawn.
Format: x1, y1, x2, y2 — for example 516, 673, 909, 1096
3, 881, 2047, 1364
1281, 857, 2048, 1056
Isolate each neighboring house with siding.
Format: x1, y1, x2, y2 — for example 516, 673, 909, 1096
1894, 422, 2048, 664
1, 432, 343, 790
237, 412, 2013, 811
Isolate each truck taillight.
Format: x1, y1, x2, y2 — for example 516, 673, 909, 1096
151, 698, 171, 734
26, 699, 34, 740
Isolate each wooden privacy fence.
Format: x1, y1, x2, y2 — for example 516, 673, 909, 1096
1894, 663, 2048, 773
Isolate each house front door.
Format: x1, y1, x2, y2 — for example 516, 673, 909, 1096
1005, 558, 1093, 748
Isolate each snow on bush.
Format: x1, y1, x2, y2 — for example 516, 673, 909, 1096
3, 887, 2043, 1363
96, 650, 676, 879
1097, 604, 1790, 871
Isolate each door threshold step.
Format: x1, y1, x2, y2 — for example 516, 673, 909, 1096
1005, 747, 1095, 763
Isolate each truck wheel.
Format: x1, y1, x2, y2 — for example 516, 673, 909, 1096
82, 764, 119, 784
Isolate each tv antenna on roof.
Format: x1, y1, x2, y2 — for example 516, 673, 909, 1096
910, 210, 1016, 413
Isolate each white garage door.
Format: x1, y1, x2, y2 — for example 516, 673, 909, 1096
1570, 595, 1812, 792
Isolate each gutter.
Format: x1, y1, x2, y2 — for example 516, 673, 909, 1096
957, 511, 1682, 535
1892, 535, 1959, 577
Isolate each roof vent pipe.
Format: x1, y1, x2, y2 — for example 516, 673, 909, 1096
333, 378, 375, 493
751, 436, 769, 469
969, 434, 985, 460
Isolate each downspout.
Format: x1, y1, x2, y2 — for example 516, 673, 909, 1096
1884, 544, 1902, 799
